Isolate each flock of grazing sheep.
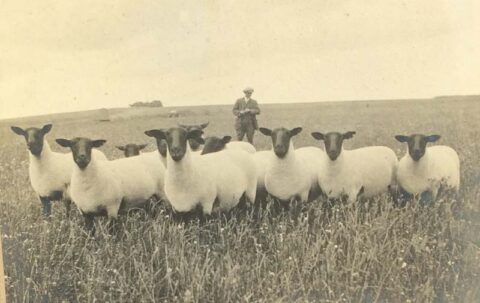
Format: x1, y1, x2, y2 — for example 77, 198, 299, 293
10, 122, 460, 235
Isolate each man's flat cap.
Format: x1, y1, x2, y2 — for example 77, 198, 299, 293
243, 87, 254, 93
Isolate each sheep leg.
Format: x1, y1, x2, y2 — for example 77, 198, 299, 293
388, 184, 399, 205
290, 196, 302, 225
319, 198, 333, 224
190, 204, 205, 224
356, 186, 365, 200
171, 211, 185, 223
63, 199, 72, 218
39, 196, 52, 217
253, 189, 269, 219
237, 193, 248, 211
82, 213, 96, 236
144, 196, 161, 218
395, 186, 412, 208
419, 191, 435, 207
431, 185, 440, 201
107, 217, 120, 236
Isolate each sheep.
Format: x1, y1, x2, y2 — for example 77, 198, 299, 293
200, 135, 256, 155
394, 134, 460, 201
259, 127, 324, 204
56, 137, 163, 234
200, 135, 267, 208
10, 124, 107, 217
115, 143, 167, 200
178, 122, 209, 152
116, 143, 148, 157
143, 127, 256, 219
311, 131, 398, 203
214, 148, 257, 211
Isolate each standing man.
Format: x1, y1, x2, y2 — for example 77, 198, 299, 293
232, 87, 261, 144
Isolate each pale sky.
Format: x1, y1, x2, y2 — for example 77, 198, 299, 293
0, 0, 479, 119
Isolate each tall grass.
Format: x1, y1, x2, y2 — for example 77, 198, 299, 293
1, 99, 479, 302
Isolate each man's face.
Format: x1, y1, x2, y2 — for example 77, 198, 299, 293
245, 91, 252, 98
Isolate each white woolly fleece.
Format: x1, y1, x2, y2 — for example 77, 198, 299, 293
69, 151, 159, 217
318, 146, 398, 202
264, 142, 324, 202
28, 140, 107, 200
397, 145, 460, 198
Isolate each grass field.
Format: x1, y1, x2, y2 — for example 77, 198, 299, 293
1, 99, 480, 302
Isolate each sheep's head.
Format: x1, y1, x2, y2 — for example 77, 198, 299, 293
201, 136, 232, 155
145, 127, 204, 162
56, 137, 106, 169
259, 127, 302, 158
395, 134, 440, 161
178, 122, 209, 151
116, 143, 148, 157
11, 124, 52, 156
311, 131, 356, 161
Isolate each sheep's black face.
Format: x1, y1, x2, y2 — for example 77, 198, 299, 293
145, 127, 204, 162
201, 136, 231, 155
11, 124, 52, 156
56, 137, 106, 170
395, 134, 440, 161
259, 127, 302, 159
116, 144, 147, 157
188, 138, 202, 151
124, 144, 141, 157
145, 130, 170, 158
168, 128, 189, 161
271, 129, 290, 158
311, 131, 356, 161
323, 133, 343, 161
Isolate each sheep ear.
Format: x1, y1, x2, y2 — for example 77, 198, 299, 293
395, 135, 409, 143
425, 135, 440, 143
41, 124, 53, 134
343, 131, 356, 139
311, 132, 325, 141
158, 140, 167, 156
187, 129, 204, 143
138, 144, 148, 150
56, 138, 72, 148
116, 146, 125, 151
145, 129, 166, 140
199, 122, 209, 129
11, 126, 26, 136
221, 136, 232, 144
290, 127, 303, 137
91, 140, 106, 148
259, 127, 272, 136
194, 137, 205, 144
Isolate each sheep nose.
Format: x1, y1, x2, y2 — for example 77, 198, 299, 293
78, 154, 87, 160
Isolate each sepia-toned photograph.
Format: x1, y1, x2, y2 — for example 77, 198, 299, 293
1, 1, 479, 302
